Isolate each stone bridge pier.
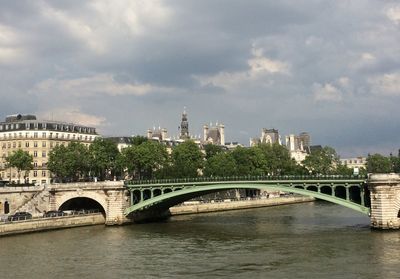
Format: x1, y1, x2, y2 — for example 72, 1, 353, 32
48, 182, 131, 225
368, 173, 400, 229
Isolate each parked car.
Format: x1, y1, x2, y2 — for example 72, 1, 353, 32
43, 211, 67, 218
7, 212, 32, 221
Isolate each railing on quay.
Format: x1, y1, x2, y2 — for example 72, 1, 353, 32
0, 209, 101, 224
124, 174, 368, 186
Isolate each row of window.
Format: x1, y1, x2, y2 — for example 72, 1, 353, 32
1, 151, 47, 158
1, 131, 96, 141
1, 170, 47, 178
0, 122, 96, 134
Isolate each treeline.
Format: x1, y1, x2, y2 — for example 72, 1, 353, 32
5, 136, 398, 183
45, 137, 365, 182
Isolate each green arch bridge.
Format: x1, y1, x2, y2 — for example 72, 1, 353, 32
124, 175, 370, 216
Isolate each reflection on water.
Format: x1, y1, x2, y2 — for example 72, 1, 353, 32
1, 202, 399, 279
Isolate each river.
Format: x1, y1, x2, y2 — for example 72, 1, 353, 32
1, 201, 399, 279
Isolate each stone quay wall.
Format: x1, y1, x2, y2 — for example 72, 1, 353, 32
170, 196, 315, 215
0, 213, 105, 236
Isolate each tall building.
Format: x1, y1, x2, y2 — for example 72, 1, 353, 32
0, 114, 99, 185
203, 123, 225, 145
285, 132, 311, 163
179, 108, 189, 140
147, 127, 168, 141
250, 128, 281, 146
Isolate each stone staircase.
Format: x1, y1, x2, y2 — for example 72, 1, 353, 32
14, 187, 50, 217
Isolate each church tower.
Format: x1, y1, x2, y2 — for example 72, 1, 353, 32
179, 108, 189, 139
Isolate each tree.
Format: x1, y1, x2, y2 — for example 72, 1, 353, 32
131, 135, 148, 146
204, 152, 237, 177
5, 150, 33, 184
89, 138, 119, 180
390, 154, 400, 173
119, 141, 169, 179
203, 144, 224, 160
302, 146, 339, 175
335, 163, 354, 175
257, 143, 300, 175
171, 141, 203, 178
48, 142, 91, 182
366, 154, 392, 173
231, 146, 266, 176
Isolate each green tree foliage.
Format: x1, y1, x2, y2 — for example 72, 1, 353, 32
204, 152, 237, 177
257, 143, 301, 175
48, 142, 91, 182
203, 144, 224, 160
302, 146, 339, 175
131, 135, 148, 146
335, 163, 354, 175
366, 154, 392, 173
89, 138, 120, 180
171, 141, 203, 178
390, 154, 400, 173
119, 141, 168, 179
5, 149, 33, 184
231, 146, 266, 176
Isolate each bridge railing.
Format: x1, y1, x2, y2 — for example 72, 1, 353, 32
124, 174, 367, 186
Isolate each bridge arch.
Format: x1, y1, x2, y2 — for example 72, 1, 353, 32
56, 192, 107, 215
125, 183, 369, 216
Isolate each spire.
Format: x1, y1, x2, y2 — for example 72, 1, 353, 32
180, 107, 189, 140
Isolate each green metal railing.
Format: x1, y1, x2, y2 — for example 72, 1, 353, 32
124, 174, 367, 186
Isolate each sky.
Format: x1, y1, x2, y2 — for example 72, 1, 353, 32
1, 0, 400, 157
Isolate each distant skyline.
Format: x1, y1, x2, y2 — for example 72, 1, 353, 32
1, 1, 400, 157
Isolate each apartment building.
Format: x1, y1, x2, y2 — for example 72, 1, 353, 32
0, 114, 98, 185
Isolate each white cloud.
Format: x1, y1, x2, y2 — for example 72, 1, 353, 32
0, 24, 27, 64
369, 72, 400, 96
386, 5, 400, 24
38, 108, 106, 127
37, 0, 171, 55
195, 46, 290, 90
313, 83, 343, 102
30, 74, 175, 97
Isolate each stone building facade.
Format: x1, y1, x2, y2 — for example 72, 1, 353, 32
0, 114, 99, 185
203, 123, 225, 145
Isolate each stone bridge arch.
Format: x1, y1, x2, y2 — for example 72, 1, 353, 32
55, 190, 108, 215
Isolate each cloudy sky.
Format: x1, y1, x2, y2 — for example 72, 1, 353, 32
1, 0, 400, 157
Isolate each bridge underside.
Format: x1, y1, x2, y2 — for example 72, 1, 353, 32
125, 182, 370, 217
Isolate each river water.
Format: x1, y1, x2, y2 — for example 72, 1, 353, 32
1, 202, 399, 279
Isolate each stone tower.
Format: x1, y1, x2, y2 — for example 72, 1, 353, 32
180, 108, 189, 139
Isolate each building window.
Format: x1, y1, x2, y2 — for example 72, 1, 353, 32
50, 142, 53, 148
25, 142, 29, 147
34, 151, 37, 157
34, 132, 38, 138
34, 161, 37, 167
18, 142, 21, 148
42, 151, 46, 158
12, 142, 16, 148
42, 141, 46, 147
42, 132, 46, 138
33, 171, 37, 177
42, 171, 46, 177
34, 141, 38, 147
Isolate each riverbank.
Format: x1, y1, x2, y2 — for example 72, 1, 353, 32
0, 213, 105, 236
170, 196, 315, 215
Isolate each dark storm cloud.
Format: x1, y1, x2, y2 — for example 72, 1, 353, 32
1, 0, 400, 156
